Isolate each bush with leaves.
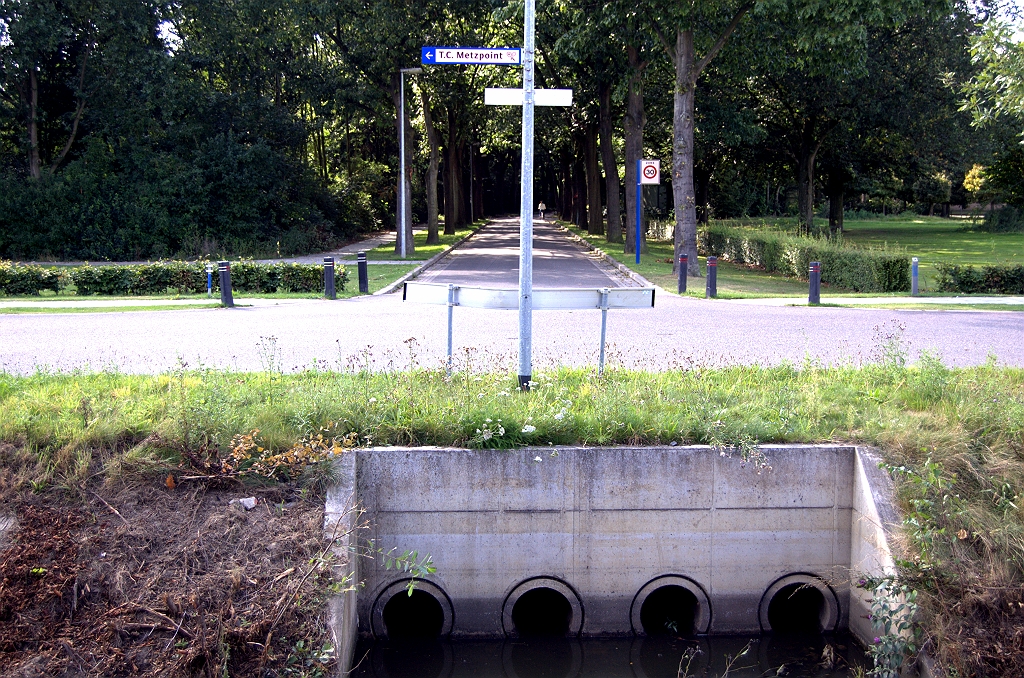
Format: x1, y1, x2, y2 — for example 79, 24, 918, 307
701, 226, 910, 292
0, 261, 61, 296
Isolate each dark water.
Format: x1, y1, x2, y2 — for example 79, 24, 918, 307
349, 634, 868, 678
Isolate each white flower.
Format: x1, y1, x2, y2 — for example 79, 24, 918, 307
553, 412, 564, 420
485, 418, 492, 423
482, 430, 493, 440
533, 456, 542, 462
522, 425, 536, 433
497, 426, 505, 436
368, 397, 377, 404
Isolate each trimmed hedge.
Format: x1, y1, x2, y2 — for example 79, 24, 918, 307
700, 227, 910, 292
0, 261, 345, 296
0, 261, 61, 295
933, 263, 1024, 295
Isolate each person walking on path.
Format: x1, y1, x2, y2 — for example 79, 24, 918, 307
538, 201, 547, 220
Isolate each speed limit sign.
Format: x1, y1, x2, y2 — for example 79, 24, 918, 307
640, 159, 660, 184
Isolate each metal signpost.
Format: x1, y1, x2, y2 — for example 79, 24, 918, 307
421, 15, 572, 390
636, 159, 660, 264
398, 67, 422, 259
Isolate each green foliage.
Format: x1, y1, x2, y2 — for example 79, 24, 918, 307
0, 261, 61, 295
933, 262, 1024, 294
701, 226, 910, 292
975, 206, 1024, 234
861, 577, 919, 678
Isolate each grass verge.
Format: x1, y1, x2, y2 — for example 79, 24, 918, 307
360, 223, 482, 262
1, 348, 1023, 676
0, 303, 226, 314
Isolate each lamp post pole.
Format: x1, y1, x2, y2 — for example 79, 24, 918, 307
399, 67, 422, 260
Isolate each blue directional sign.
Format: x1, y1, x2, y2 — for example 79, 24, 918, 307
421, 46, 522, 66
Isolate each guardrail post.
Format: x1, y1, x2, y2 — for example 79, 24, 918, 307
357, 251, 369, 294
218, 261, 234, 307
205, 262, 213, 298
705, 257, 717, 298
324, 257, 336, 299
598, 288, 609, 375
678, 255, 687, 294
447, 283, 456, 376
911, 257, 919, 296
809, 261, 821, 305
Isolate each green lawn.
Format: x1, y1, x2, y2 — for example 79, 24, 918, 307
358, 223, 481, 261
0, 303, 227, 314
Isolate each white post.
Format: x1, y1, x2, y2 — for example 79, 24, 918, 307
517, 0, 535, 391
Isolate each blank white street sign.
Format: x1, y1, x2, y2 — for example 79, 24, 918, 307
484, 88, 573, 107
403, 282, 654, 310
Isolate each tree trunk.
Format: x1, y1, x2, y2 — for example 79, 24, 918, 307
671, 30, 699, 275
624, 46, 647, 255
695, 165, 711, 226
444, 106, 465, 234
560, 149, 573, 221
28, 68, 41, 180
585, 124, 603, 235
795, 120, 820, 235
599, 83, 622, 243
827, 176, 844, 235
421, 89, 440, 244
574, 150, 587, 227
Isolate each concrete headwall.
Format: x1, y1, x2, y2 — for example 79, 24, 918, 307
341, 444, 899, 641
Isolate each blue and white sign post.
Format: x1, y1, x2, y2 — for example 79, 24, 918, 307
636, 159, 660, 264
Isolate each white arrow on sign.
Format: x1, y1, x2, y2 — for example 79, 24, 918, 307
484, 88, 573, 107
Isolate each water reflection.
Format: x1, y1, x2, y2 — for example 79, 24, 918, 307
350, 634, 867, 678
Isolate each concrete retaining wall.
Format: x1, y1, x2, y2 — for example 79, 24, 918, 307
327, 444, 900, 669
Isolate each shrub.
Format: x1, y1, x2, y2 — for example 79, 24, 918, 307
933, 263, 1024, 294
974, 206, 1024, 234
700, 227, 910, 292
0, 262, 62, 296
63, 261, 345, 296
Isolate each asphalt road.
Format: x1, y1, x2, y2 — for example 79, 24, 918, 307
1, 221, 1021, 374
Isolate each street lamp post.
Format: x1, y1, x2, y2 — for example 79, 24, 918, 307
399, 67, 422, 259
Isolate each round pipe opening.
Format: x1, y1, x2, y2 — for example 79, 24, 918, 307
630, 576, 712, 636
639, 585, 699, 637
502, 578, 584, 638
382, 588, 445, 639
370, 580, 454, 639
759, 575, 839, 634
512, 587, 572, 637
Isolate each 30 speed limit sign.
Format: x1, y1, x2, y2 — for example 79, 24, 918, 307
640, 159, 660, 184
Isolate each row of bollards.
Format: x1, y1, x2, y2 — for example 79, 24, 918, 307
211, 254, 372, 308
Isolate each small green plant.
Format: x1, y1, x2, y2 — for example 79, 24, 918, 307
887, 458, 967, 567
860, 577, 919, 678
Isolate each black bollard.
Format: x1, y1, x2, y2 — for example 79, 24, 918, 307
324, 256, 336, 299
218, 261, 234, 307
357, 251, 369, 294
678, 254, 688, 294
705, 256, 717, 298
809, 261, 821, 305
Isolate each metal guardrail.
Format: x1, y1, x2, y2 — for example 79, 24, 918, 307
403, 282, 655, 374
